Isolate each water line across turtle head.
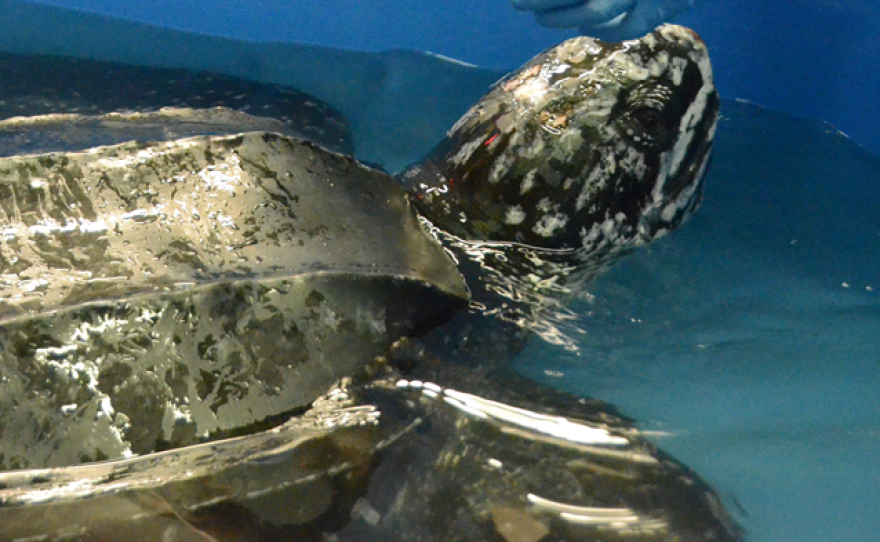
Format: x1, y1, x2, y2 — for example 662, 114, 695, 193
399, 24, 718, 265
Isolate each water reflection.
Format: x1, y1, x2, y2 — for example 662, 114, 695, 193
423, 219, 602, 352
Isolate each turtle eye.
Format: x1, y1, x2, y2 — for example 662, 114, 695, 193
618, 104, 670, 149
631, 107, 663, 134
616, 83, 676, 150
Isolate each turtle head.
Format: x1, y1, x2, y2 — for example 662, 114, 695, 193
400, 24, 718, 259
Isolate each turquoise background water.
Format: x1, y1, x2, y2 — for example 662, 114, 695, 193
9, 1, 880, 540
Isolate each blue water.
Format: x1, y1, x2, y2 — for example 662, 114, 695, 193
519, 100, 880, 542
8, 1, 880, 540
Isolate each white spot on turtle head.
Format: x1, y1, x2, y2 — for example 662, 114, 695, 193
505, 205, 526, 225
533, 213, 569, 238
522, 136, 546, 160
489, 153, 515, 183
450, 137, 483, 167
495, 112, 516, 133
558, 127, 584, 154
669, 56, 688, 86
576, 151, 615, 211
520, 169, 538, 195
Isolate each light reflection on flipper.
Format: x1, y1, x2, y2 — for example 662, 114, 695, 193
398, 378, 634, 448
373, 379, 740, 541
527, 493, 668, 535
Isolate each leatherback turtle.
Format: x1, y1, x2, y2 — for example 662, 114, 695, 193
0, 25, 737, 541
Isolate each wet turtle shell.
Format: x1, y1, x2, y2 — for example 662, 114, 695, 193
0, 50, 469, 468
0, 25, 741, 542
0, 128, 467, 465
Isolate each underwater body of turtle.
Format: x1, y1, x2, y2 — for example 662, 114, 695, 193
0, 24, 736, 542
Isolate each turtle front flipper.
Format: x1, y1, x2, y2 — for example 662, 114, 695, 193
343, 379, 743, 542
0, 132, 467, 470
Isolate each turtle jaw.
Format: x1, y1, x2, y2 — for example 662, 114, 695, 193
635, 139, 712, 246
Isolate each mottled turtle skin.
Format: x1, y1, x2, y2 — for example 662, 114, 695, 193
0, 25, 737, 542
403, 27, 716, 253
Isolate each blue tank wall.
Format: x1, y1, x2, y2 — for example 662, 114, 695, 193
31, 0, 572, 68
31, 0, 880, 157
677, 0, 880, 158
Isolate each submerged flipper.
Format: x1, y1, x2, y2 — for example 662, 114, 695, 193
0, 51, 353, 154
